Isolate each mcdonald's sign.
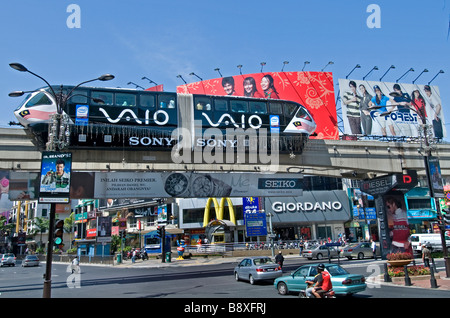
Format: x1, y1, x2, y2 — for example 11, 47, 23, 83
203, 197, 236, 227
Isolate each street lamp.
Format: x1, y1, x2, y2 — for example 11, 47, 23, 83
363, 66, 379, 80
412, 69, 429, 84
302, 61, 310, 72
379, 65, 395, 81
9, 62, 114, 298
321, 61, 334, 72
345, 64, 361, 79
396, 68, 414, 83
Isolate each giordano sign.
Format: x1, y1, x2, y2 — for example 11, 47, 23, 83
272, 201, 343, 213
265, 191, 352, 223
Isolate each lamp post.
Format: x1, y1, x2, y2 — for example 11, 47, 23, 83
363, 66, 379, 80
380, 65, 395, 81
302, 61, 310, 72
9, 62, 114, 297
396, 68, 414, 83
345, 64, 361, 79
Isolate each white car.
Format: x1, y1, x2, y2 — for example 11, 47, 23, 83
0, 253, 16, 267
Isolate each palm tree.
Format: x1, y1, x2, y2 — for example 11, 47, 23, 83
30, 217, 49, 248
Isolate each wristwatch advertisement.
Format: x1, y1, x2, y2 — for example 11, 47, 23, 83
164, 172, 232, 198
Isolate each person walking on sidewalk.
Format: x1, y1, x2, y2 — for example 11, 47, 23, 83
422, 245, 431, 268
371, 239, 377, 260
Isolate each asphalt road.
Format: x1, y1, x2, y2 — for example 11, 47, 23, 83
1, 258, 449, 300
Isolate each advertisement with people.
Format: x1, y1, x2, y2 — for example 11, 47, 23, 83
177, 71, 338, 140
38, 152, 72, 203
339, 79, 445, 138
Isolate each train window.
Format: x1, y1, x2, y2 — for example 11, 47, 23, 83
158, 94, 176, 109
194, 97, 212, 111
139, 94, 155, 108
67, 90, 88, 104
116, 93, 136, 107
25, 92, 52, 108
214, 99, 228, 111
92, 91, 113, 105
249, 101, 267, 114
284, 103, 297, 117
269, 102, 283, 115
230, 100, 248, 113
295, 107, 311, 120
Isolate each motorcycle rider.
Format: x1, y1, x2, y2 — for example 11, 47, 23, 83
306, 264, 332, 298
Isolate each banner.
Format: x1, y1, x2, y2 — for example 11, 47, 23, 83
93, 172, 303, 199
177, 71, 338, 140
38, 152, 72, 203
339, 79, 445, 138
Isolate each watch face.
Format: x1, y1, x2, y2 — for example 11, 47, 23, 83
164, 173, 189, 196
192, 175, 212, 197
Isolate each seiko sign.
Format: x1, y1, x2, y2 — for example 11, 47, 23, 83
272, 201, 342, 213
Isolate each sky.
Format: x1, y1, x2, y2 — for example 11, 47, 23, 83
1, 0, 450, 140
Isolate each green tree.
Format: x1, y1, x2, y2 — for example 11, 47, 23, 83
29, 217, 49, 248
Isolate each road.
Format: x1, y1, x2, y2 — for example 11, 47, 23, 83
1, 257, 450, 300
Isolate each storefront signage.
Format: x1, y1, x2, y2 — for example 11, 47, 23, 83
272, 201, 342, 213
361, 170, 417, 196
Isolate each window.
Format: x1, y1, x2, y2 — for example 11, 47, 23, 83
269, 102, 283, 114
140, 94, 155, 108
194, 97, 212, 111
116, 93, 136, 106
214, 99, 228, 111
407, 198, 432, 210
284, 103, 297, 117
158, 94, 176, 109
231, 100, 248, 113
249, 101, 267, 114
25, 92, 52, 108
92, 91, 113, 105
67, 89, 88, 104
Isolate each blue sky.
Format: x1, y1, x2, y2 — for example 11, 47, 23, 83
1, 0, 450, 139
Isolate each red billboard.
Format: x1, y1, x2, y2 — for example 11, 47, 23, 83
176, 71, 338, 140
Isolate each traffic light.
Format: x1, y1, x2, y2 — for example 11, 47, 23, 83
54, 219, 64, 248
156, 226, 163, 238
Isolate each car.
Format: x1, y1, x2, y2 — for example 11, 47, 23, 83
21, 255, 40, 267
234, 256, 283, 285
0, 253, 17, 267
274, 263, 366, 296
342, 242, 378, 260
302, 244, 340, 260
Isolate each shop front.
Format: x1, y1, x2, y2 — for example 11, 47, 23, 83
265, 190, 352, 241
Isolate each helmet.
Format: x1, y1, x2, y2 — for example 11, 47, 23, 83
317, 263, 325, 271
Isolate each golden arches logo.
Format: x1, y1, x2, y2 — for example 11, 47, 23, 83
203, 197, 236, 227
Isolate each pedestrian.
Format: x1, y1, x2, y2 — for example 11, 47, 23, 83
275, 251, 284, 268
71, 256, 79, 274
371, 239, 377, 260
132, 249, 136, 263
422, 245, 431, 268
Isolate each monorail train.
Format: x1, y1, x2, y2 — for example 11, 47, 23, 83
13, 85, 316, 152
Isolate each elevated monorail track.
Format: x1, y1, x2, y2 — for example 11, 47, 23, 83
1, 127, 449, 179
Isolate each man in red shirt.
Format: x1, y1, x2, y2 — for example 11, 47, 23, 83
312, 264, 332, 298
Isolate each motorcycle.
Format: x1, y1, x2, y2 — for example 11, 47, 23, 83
298, 283, 336, 298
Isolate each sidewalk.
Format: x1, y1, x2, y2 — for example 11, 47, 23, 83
112, 255, 450, 291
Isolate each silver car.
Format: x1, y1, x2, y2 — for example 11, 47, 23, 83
22, 255, 40, 267
234, 256, 283, 285
342, 242, 378, 260
302, 245, 340, 260
0, 253, 16, 267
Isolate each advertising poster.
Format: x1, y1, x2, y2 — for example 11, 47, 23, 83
177, 71, 338, 140
339, 79, 445, 138
94, 172, 303, 199
38, 152, 72, 203
428, 156, 444, 198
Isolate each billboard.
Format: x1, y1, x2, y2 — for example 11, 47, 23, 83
38, 152, 72, 203
339, 79, 445, 138
177, 71, 338, 140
